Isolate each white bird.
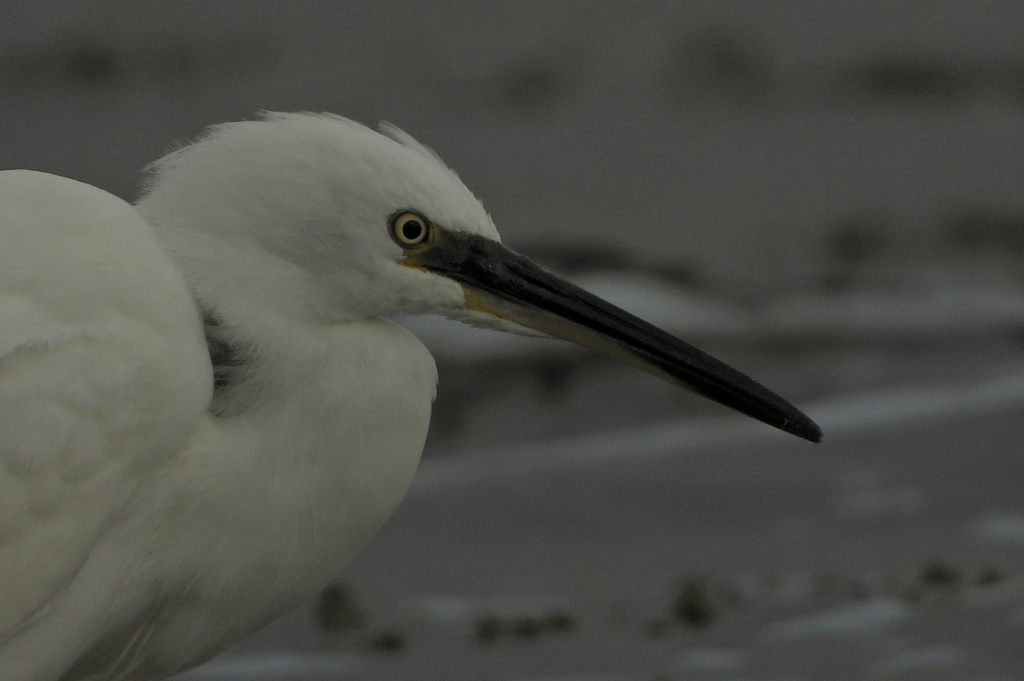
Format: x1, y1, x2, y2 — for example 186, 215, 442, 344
0, 112, 820, 681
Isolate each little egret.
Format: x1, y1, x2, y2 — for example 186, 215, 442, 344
0, 112, 820, 680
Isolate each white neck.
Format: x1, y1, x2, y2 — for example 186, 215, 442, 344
137, 314, 437, 661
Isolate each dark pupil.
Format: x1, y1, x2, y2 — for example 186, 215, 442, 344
401, 219, 423, 241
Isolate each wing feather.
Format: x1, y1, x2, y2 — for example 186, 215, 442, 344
0, 171, 211, 637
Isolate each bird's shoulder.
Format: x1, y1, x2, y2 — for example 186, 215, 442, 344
0, 170, 211, 635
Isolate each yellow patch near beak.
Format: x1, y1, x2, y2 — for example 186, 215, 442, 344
397, 259, 428, 273
460, 287, 499, 316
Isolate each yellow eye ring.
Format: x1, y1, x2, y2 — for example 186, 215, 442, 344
390, 211, 431, 248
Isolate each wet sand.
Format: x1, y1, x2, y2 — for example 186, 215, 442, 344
180, 367, 1024, 680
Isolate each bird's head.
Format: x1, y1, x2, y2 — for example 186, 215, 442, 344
138, 112, 821, 442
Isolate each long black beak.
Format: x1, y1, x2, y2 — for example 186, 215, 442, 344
402, 230, 822, 443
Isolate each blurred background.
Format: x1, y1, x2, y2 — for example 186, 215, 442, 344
4, 1, 1024, 679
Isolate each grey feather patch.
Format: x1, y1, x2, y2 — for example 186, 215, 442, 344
203, 310, 247, 414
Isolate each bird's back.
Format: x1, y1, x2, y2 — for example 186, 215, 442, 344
0, 170, 211, 678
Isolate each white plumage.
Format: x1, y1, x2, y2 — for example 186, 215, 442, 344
0, 112, 819, 680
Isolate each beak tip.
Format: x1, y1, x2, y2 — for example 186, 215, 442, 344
790, 418, 823, 443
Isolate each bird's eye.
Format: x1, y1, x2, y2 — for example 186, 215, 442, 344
390, 211, 431, 247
